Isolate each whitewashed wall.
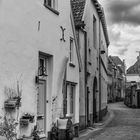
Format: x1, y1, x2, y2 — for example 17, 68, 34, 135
0, 0, 80, 138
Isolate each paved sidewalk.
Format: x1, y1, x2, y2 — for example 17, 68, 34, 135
73, 107, 114, 140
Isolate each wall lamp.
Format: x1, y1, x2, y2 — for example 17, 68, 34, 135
100, 50, 105, 54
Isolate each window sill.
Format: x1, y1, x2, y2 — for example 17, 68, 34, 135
44, 4, 59, 15
69, 62, 75, 68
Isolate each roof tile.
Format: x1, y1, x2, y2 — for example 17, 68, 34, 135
71, 0, 86, 27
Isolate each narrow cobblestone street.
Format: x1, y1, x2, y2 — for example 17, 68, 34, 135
92, 102, 140, 140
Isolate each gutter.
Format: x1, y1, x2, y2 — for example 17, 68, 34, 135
92, 0, 110, 47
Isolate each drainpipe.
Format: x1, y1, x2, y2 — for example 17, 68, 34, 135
99, 20, 102, 121
84, 31, 88, 127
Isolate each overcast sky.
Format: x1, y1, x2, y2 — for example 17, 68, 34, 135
99, 0, 140, 69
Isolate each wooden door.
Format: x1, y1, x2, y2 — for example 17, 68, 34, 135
37, 80, 46, 132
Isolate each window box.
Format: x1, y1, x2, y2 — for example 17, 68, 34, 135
20, 118, 29, 127
4, 100, 17, 109
22, 113, 34, 123
4, 96, 21, 110
37, 114, 44, 120
20, 113, 34, 127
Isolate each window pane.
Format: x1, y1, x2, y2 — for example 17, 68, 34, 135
70, 86, 74, 114
39, 59, 44, 75
70, 38, 74, 62
47, 0, 52, 7
53, 0, 55, 9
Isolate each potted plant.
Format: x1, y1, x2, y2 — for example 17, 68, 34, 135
4, 81, 22, 110
31, 125, 46, 140
4, 96, 21, 109
0, 116, 18, 140
21, 113, 34, 123
20, 113, 34, 127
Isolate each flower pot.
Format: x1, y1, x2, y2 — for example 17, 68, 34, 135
20, 118, 29, 127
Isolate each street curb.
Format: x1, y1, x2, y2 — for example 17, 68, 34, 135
73, 109, 114, 140
102, 109, 114, 128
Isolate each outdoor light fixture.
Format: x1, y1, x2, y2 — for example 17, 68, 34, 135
35, 66, 48, 84
38, 66, 48, 77
100, 50, 105, 54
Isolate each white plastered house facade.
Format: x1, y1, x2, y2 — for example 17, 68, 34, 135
0, 0, 81, 139
71, 0, 109, 130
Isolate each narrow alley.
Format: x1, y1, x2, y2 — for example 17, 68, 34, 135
93, 102, 140, 140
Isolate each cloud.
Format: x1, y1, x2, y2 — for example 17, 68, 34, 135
117, 47, 128, 55
108, 24, 140, 66
103, 0, 140, 26
99, 0, 140, 68
109, 26, 121, 42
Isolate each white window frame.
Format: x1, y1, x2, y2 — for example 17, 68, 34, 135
44, 0, 58, 11
66, 83, 75, 116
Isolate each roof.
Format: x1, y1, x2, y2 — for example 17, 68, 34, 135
109, 56, 124, 73
71, 0, 110, 46
110, 56, 123, 66
127, 59, 140, 74
71, 0, 86, 27
70, 9, 82, 72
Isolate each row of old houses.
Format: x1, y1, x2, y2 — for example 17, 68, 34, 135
125, 53, 140, 108
107, 56, 126, 103
0, 0, 109, 140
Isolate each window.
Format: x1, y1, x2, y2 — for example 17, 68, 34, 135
70, 38, 74, 64
39, 56, 48, 76
93, 15, 97, 48
70, 86, 74, 114
65, 83, 75, 115
44, 0, 59, 15
88, 48, 92, 65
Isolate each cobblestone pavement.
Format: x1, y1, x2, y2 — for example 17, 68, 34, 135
93, 102, 140, 140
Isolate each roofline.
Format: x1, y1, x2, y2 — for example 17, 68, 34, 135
92, 0, 110, 47
70, 5, 82, 72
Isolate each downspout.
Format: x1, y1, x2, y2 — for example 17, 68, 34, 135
84, 31, 88, 127
99, 20, 102, 121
